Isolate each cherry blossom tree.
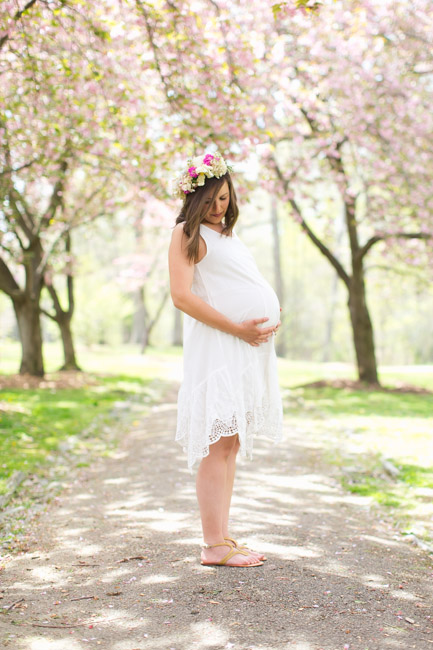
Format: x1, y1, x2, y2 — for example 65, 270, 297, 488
257, 0, 433, 383
0, 0, 169, 375
138, 0, 433, 384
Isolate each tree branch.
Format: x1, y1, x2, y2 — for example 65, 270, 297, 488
0, 157, 39, 177
135, 0, 179, 105
364, 263, 431, 287
0, 242, 13, 256
45, 282, 63, 316
36, 157, 68, 236
39, 306, 57, 322
7, 188, 35, 242
0, 256, 22, 298
1, 118, 35, 242
141, 287, 170, 352
359, 231, 433, 260
206, 0, 244, 90
0, 0, 39, 51
295, 203, 351, 288
271, 156, 351, 288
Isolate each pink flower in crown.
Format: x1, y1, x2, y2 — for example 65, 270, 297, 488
188, 166, 199, 178
203, 154, 214, 166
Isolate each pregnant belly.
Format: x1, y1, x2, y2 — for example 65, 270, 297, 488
212, 283, 280, 329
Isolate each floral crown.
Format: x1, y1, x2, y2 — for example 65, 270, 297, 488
172, 151, 233, 200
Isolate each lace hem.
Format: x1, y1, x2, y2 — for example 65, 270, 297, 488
175, 362, 283, 470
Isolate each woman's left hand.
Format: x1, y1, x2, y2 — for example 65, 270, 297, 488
273, 308, 282, 336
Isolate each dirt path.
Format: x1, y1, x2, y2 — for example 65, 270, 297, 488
1, 382, 432, 650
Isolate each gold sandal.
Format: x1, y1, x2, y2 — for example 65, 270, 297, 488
201, 541, 264, 567
224, 536, 267, 561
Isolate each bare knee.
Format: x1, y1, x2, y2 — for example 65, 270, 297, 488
208, 434, 239, 462
225, 435, 240, 462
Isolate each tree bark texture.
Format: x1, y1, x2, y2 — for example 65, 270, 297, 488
13, 294, 44, 376
57, 312, 80, 370
347, 270, 379, 384
1, 238, 46, 376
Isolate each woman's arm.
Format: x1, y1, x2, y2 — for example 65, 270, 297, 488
168, 223, 274, 346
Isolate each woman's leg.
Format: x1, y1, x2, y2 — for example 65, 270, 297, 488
222, 434, 240, 538
196, 434, 259, 566
221, 435, 264, 562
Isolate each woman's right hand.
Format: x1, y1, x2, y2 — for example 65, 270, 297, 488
237, 318, 275, 346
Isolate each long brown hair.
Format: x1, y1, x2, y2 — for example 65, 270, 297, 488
174, 173, 239, 263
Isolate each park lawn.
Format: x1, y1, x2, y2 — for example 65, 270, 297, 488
0, 374, 159, 497
280, 382, 433, 544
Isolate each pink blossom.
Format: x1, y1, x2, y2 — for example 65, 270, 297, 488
188, 166, 198, 178
203, 154, 214, 165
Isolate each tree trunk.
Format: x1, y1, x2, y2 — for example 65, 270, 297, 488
141, 288, 170, 354
142, 327, 150, 351
129, 286, 146, 344
42, 233, 81, 371
344, 193, 379, 384
13, 296, 44, 376
57, 313, 81, 370
347, 269, 379, 384
0, 151, 69, 377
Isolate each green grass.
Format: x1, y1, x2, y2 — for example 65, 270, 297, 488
0, 374, 162, 497
339, 457, 433, 543
0, 340, 183, 378
290, 385, 433, 418
277, 357, 433, 392
0, 342, 180, 502
279, 374, 433, 544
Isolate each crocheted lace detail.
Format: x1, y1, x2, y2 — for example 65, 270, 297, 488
175, 362, 283, 470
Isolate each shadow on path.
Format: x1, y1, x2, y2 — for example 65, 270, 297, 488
1, 382, 432, 650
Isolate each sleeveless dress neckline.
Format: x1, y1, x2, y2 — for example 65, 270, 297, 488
201, 223, 231, 236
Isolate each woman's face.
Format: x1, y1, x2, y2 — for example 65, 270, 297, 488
202, 181, 230, 226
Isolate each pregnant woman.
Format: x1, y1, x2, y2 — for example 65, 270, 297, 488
168, 152, 283, 567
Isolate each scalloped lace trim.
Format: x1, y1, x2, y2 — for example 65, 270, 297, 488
176, 388, 283, 469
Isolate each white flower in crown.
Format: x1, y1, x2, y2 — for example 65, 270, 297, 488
172, 151, 233, 199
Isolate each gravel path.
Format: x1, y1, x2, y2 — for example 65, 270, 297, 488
1, 381, 432, 650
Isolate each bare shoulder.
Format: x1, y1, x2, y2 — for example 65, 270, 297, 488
170, 222, 189, 249
171, 222, 186, 239
169, 222, 191, 265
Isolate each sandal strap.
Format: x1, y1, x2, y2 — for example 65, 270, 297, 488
202, 541, 234, 550
202, 541, 249, 565
224, 537, 247, 550
219, 546, 249, 565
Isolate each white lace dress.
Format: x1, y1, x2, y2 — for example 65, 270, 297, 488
175, 223, 283, 469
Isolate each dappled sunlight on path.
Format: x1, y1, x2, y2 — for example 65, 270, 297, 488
1, 382, 432, 650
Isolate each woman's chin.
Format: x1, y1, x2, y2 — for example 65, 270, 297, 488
206, 214, 225, 223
